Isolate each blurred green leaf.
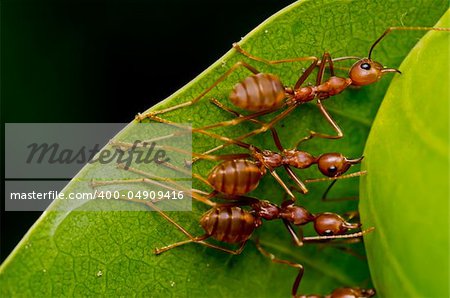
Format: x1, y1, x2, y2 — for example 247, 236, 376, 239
359, 10, 449, 298
1, 1, 448, 297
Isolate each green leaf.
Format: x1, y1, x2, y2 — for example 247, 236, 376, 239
1, 1, 448, 296
359, 10, 450, 298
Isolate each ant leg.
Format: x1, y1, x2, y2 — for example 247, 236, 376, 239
282, 220, 304, 247
137, 114, 260, 154
196, 105, 282, 131
302, 170, 367, 202
141, 107, 281, 146
186, 98, 285, 165
122, 161, 225, 202
189, 58, 320, 156
263, 126, 309, 195
154, 235, 210, 254
199, 59, 318, 144
233, 42, 318, 65
198, 239, 248, 255
138, 112, 293, 173
194, 104, 297, 160
147, 199, 248, 255
306, 98, 344, 141
302, 227, 375, 243
311, 234, 366, 261
91, 167, 250, 254
253, 143, 309, 197
225, 104, 298, 147
305, 170, 367, 183
155, 234, 247, 255
283, 166, 308, 195
209, 98, 285, 151
209, 98, 266, 127
142, 59, 320, 157
233, 42, 359, 72
268, 169, 296, 200
343, 211, 359, 221
112, 124, 256, 178
110, 139, 251, 165
136, 61, 261, 120
188, 152, 252, 166
139, 102, 295, 162
294, 53, 344, 147
289, 168, 366, 200
294, 58, 319, 89
93, 163, 218, 207
190, 106, 310, 196
316, 52, 334, 83
318, 180, 359, 203
254, 239, 304, 297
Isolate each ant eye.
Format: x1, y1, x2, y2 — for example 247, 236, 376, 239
323, 230, 334, 236
327, 166, 338, 174
360, 63, 371, 70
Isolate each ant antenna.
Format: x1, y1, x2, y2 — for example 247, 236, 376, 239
368, 26, 450, 59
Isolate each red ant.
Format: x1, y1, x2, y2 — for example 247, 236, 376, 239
111, 122, 365, 200
91, 165, 374, 297
134, 27, 449, 156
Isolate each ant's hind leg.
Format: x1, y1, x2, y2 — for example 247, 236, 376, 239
135, 61, 261, 121
155, 233, 248, 255
254, 239, 304, 297
294, 52, 343, 148
233, 42, 318, 66
305, 170, 367, 202
128, 198, 248, 255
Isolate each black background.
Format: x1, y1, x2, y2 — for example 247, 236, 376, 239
1, 0, 296, 262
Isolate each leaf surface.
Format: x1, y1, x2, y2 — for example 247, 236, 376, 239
359, 10, 449, 297
1, 1, 448, 296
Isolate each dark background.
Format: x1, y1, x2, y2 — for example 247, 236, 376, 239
1, 0, 296, 262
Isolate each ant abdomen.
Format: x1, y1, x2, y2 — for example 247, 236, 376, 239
200, 206, 259, 243
207, 159, 264, 196
230, 73, 285, 111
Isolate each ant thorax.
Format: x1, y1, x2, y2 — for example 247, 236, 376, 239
255, 150, 283, 168
282, 149, 315, 169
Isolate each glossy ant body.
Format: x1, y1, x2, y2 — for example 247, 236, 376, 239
112, 122, 364, 200
135, 27, 449, 156
91, 165, 373, 297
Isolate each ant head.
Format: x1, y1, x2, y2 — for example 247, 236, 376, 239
313, 212, 361, 236
349, 59, 400, 86
279, 201, 315, 225
330, 287, 376, 298
349, 58, 401, 86
317, 153, 363, 177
